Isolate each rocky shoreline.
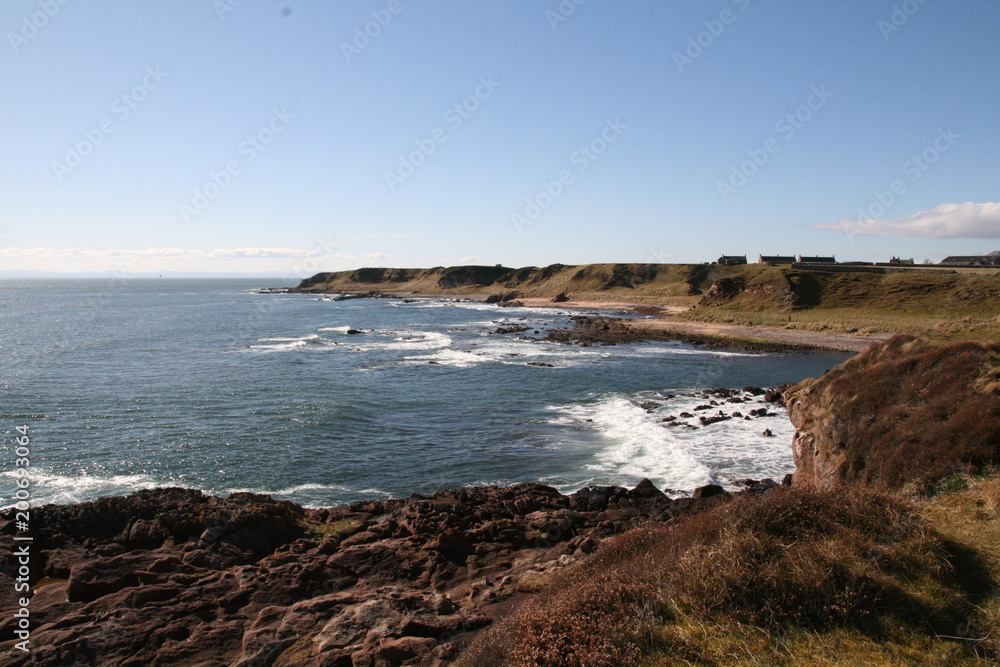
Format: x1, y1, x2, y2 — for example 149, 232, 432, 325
0, 476, 785, 666
538, 316, 818, 353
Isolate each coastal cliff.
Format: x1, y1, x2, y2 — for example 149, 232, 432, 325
787, 335, 1000, 490
292, 263, 1000, 343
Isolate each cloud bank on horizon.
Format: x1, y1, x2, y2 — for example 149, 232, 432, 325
0, 247, 391, 274
815, 202, 1000, 239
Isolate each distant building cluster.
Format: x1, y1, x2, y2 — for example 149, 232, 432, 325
939, 255, 1000, 267
714, 254, 1000, 268
716, 255, 837, 266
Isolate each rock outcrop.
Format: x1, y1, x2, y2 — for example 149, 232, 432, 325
787, 335, 1000, 490
0, 480, 755, 666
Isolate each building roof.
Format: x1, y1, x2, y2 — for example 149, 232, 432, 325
798, 256, 837, 263
941, 255, 999, 264
758, 255, 796, 263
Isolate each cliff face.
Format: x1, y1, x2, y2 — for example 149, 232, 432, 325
787, 335, 1000, 490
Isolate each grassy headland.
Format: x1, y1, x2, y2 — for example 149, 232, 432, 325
294, 263, 1000, 345
459, 478, 1000, 666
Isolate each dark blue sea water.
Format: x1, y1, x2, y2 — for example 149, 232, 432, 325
0, 279, 850, 508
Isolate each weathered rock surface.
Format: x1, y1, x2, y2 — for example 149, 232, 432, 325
542, 316, 811, 352
787, 335, 1000, 490
0, 479, 763, 665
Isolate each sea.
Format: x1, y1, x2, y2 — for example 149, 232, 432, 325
0, 278, 851, 509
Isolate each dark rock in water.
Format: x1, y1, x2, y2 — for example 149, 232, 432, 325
743, 386, 766, 396
679, 412, 695, 418
527, 361, 554, 368
660, 415, 677, 423
346, 328, 364, 335
552, 292, 570, 303
494, 324, 530, 335
694, 404, 712, 411
699, 414, 731, 426
639, 401, 661, 412
691, 484, 726, 499
762, 428, 774, 437
764, 385, 788, 406
731, 411, 743, 418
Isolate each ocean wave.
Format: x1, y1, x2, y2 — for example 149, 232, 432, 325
245, 333, 339, 352
0, 468, 171, 508
547, 390, 796, 491
0, 468, 394, 509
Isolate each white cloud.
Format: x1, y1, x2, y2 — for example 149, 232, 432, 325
815, 202, 1000, 239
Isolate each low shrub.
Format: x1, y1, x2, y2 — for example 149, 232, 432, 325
458, 486, 984, 667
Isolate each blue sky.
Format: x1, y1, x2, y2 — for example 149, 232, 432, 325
1, 0, 998, 276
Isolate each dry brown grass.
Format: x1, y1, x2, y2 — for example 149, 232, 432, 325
458, 486, 989, 667
788, 335, 1000, 490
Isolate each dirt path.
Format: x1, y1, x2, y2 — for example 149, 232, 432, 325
630, 318, 893, 353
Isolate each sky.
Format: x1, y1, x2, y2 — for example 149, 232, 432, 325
1, 0, 998, 277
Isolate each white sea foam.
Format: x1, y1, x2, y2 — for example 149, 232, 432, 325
271, 483, 392, 497
317, 326, 353, 333
0, 468, 393, 509
554, 397, 716, 491
245, 333, 339, 352
0, 469, 170, 508
548, 390, 796, 492
374, 330, 453, 350
258, 334, 322, 342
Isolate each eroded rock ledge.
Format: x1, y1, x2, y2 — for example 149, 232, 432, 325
787, 334, 1000, 490
0, 479, 780, 666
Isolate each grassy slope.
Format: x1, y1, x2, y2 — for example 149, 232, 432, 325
295, 263, 1000, 342
685, 268, 1000, 342
459, 479, 1000, 666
